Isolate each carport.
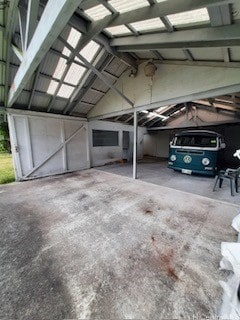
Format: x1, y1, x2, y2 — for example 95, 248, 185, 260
0, 0, 240, 318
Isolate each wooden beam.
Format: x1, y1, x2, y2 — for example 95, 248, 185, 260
111, 24, 240, 50
25, 0, 40, 50
59, 36, 134, 108
8, 0, 84, 108
108, 0, 234, 27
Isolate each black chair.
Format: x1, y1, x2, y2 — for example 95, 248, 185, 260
213, 167, 240, 196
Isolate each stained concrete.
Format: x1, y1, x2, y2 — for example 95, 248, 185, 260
97, 157, 240, 205
0, 169, 239, 319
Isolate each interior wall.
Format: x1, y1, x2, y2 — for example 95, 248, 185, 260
88, 62, 240, 118
89, 120, 146, 167
143, 132, 171, 159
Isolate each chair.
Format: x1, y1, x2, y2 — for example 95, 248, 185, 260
213, 167, 240, 196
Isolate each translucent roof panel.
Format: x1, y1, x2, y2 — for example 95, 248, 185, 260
105, 25, 132, 36
46, 27, 82, 96
47, 80, 59, 95
57, 84, 75, 99
75, 41, 100, 63
85, 4, 111, 21
167, 8, 209, 26
130, 18, 165, 32
52, 57, 67, 80
62, 27, 82, 56
64, 63, 87, 86
109, 0, 149, 13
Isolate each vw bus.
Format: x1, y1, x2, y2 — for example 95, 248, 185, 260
168, 130, 225, 176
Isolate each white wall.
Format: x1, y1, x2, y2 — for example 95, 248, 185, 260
144, 132, 171, 158
89, 120, 146, 167
8, 110, 90, 180
88, 62, 240, 119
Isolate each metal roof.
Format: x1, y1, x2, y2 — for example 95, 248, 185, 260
0, 0, 240, 129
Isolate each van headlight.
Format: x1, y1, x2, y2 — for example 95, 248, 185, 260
170, 155, 176, 161
202, 158, 210, 165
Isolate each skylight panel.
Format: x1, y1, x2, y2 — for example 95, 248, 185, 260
130, 18, 165, 32
52, 58, 67, 80
62, 27, 81, 56
64, 63, 86, 85
109, 0, 149, 13
105, 25, 132, 36
78, 41, 100, 63
85, 4, 111, 21
47, 80, 58, 95
167, 8, 209, 26
57, 84, 75, 99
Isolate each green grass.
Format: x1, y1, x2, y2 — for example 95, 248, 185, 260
0, 153, 15, 184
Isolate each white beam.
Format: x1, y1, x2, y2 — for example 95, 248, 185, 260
25, 0, 40, 50
133, 110, 138, 180
8, 0, 84, 108
5, 0, 19, 106
89, 83, 240, 121
59, 36, 134, 107
11, 44, 23, 62
107, 0, 234, 27
111, 24, 240, 50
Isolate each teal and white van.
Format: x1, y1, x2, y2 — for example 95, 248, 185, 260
168, 130, 226, 176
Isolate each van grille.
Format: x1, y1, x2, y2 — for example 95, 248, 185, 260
176, 150, 204, 155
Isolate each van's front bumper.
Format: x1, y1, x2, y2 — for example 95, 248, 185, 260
168, 163, 216, 176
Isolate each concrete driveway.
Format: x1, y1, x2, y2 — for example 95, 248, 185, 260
0, 170, 238, 319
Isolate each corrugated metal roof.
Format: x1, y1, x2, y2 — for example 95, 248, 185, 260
3, 0, 240, 124
92, 78, 111, 93
72, 103, 93, 115
135, 51, 157, 59
158, 49, 186, 60
190, 48, 223, 61
51, 98, 68, 111
36, 76, 52, 93
0, 8, 5, 105
81, 91, 103, 105
104, 58, 128, 77
32, 94, 51, 109
15, 91, 30, 106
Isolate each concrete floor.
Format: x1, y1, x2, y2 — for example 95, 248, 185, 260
0, 169, 239, 319
98, 157, 240, 205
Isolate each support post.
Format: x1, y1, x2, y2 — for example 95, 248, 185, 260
133, 110, 138, 179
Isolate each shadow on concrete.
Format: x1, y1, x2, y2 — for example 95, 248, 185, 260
0, 203, 76, 320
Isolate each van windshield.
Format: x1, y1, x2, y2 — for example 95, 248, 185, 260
175, 135, 217, 148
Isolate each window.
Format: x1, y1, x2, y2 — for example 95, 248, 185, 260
92, 130, 119, 147
175, 135, 217, 148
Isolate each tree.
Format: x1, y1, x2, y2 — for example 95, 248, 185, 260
0, 121, 11, 153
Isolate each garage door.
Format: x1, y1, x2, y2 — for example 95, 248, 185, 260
8, 111, 89, 181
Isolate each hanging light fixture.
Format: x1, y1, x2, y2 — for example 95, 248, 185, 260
144, 61, 157, 77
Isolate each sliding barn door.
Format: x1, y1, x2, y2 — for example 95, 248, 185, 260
8, 112, 90, 181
